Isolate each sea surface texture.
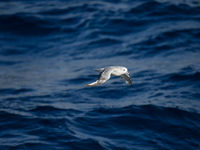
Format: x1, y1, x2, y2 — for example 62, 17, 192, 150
0, 0, 200, 149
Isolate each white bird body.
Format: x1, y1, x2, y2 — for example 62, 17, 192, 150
87, 66, 132, 87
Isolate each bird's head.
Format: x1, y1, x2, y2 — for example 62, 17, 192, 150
121, 67, 128, 74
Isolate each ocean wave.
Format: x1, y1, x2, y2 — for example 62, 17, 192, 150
0, 0, 200, 149
72, 105, 200, 149
0, 14, 59, 36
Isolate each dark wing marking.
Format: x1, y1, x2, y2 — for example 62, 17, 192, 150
98, 69, 112, 81
98, 71, 103, 80
121, 73, 132, 85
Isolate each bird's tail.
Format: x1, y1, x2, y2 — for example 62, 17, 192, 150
95, 68, 104, 72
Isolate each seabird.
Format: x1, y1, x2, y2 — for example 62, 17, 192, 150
87, 66, 132, 87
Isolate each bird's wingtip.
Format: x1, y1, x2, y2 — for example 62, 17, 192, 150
86, 81, 100, 87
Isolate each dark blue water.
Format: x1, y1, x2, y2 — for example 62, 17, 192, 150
1, 0, 200, 149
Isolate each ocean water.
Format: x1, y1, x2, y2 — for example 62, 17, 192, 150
0, 0, 200, 149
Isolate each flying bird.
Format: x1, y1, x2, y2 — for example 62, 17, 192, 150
87, 66, 132, 87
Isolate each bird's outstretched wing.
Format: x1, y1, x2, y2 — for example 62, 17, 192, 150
87, 68, 112, 87
121, 73, 132, 85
